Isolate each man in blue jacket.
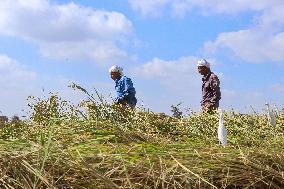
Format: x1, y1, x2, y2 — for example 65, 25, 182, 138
109, 65, 137, 108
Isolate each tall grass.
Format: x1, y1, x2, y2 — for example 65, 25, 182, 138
0, 84, 283, 188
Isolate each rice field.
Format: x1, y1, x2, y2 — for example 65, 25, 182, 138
0, 85, 283, 188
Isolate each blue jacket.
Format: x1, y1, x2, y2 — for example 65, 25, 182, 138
114, 76, 137, 107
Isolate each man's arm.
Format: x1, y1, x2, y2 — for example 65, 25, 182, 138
209, 75, 221, 105
115, 77, 132, 103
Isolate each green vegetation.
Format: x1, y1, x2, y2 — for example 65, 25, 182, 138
0, 84, 283, 188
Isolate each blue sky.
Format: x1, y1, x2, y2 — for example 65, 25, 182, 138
0, 0, 284, 117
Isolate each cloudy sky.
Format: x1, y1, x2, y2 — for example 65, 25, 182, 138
0, 0, 283, 117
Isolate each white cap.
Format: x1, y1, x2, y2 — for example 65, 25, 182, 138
109, 65, 123, 75
197, 59, 210, 68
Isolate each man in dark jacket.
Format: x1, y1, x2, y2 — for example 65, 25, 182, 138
197, 59, 221, 112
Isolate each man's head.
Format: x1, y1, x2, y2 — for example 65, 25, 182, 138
197, 59, 210, 76
109, 65, 123, 80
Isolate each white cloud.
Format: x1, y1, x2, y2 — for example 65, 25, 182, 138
205, 29, 284, 63
0, 54, 37, 86
175, 0, 282, 15
221, 89, 265, 112
129, 0, 171, 17
40, 40, 130, 64
222, 86, 284, 113
129, 0, 283, 17
0, 54, 38, 116
133, 56, 200, 88
204, 3, 284, 63
0, 0, 133, 64
254, 4, 284, 31
132, 56, 205, 112
0, 54, 87, 117
129, 0, 284, 63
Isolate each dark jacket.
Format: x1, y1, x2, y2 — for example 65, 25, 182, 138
201, 72, 221, 110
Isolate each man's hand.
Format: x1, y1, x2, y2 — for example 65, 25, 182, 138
202, 102, 215, 113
